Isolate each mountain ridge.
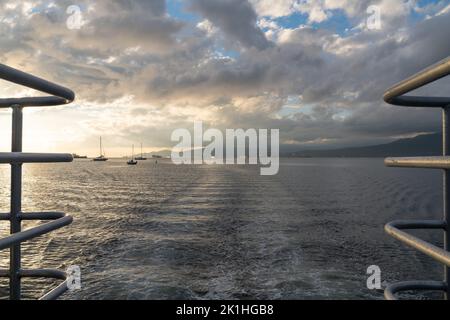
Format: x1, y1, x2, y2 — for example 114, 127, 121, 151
287, 133, 442, 158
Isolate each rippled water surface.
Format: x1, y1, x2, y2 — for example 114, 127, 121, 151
0, 158, 444, 299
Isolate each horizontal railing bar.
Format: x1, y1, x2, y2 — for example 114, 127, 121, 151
385, 221, 450, 267
0, 212, 66, 221
0, 216, 73, 251
385, 157, 450, 169
0, 269, 66, 279
0, 152, 73, 164
20, 212, 66, 220
387, 219, 447, 230
385, 280, 447, 300
384, 57, 450, 107
20, 269, 66, 280
0, 97, 70, 108
0, 63, 74, 108
39, 281, 69, 300
386, 96, 450, 108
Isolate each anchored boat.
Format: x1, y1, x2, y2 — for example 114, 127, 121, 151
127, 144, 138, 165
93, 137, 108, 161
135, 142, 147, 160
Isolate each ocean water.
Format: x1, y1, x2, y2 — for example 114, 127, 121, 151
0, 158, 444, 300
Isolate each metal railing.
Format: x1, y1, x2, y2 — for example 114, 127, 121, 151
383, 56, 450, 300
0, 64, 75, 300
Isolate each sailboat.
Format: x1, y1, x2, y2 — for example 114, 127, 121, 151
135, 142, 147, 160
93, 137, 109, 161
127, 144, 138, 165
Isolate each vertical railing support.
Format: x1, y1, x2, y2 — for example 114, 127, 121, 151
444, 107, 450, 300
10, 105, 23, 300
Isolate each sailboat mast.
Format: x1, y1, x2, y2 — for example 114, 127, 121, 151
132, 144, 134, 160
141, 143, 143, 158
100, 137, 103, 156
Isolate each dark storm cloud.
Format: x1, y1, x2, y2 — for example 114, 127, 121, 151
81, 0, 183, 51
190, 0, 271, 49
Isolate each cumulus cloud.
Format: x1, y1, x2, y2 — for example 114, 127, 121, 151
250, 0, 300, 18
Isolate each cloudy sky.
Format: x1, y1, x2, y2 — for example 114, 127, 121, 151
0, 0, 449, 156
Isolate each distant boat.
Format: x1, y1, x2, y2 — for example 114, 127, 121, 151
135, 143, 147, 160
93, 137, 109, 161
73, 153, 87, 159
127, 144, 138, 165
